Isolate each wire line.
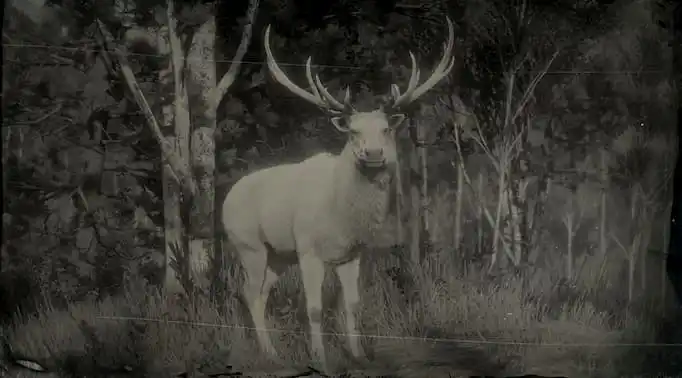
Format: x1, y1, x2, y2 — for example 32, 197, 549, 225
96, 315, 682, 348
3, 42, 673, 75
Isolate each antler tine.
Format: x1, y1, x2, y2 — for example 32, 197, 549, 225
391, 51, 420, 107
341, 86, 355, 112
391, 17, 456, 108
305, 57, 322, 100
264, 25, 345, 112
313, 73, 347, 110
343, 87, 351, 106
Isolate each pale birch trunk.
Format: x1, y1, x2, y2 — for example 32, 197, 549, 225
629, 234, 640, 307
157, 22, 190, 294
628, 188, 639, 306
453, 163, 463, 250
409, 142, 421, 263
508, 181, 525, 265
419, 120, 429, 236
662, 202, 672, 301
563, 198, 575, 280
599, 148, 608, 257
395, 151, 404, 244
1, 111, 10, 270
511, 116, 532, 265
445, 93, 470, 254
476, 172, 484, 257
640, 216, 651, 291
566, 218, 574, 279
489, 167, 508, 271
409, 118, 427, 263
187, 18, 217, 289
185, 0, 259, 291
15, 127, 24, 160
490, 69, 516, 272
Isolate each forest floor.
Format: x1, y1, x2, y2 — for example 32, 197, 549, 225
3, 251, 682, 377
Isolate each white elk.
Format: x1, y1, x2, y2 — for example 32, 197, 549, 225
222, 18, 455, 371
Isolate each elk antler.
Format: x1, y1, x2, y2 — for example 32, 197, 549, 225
264, 25, 350, 114
389, 17, 456, 109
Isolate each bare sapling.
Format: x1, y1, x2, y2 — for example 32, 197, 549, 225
561, 189, 584, 280
455, 114, 524, 271
448, 117, 515, 267
477, 172, 485, 256
441, 93, 472, 253
609, 185, 647, 313
454, 163, 464, 249
444, 45, 558, 272
599, 148, 609, 257
662, 202, 672, 302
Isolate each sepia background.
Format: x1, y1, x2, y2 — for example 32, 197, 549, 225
2, 0, 681, 376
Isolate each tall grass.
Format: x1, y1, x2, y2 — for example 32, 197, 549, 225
3, 187, 680, 377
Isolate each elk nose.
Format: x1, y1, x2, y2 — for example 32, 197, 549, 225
364, 148, 384, 161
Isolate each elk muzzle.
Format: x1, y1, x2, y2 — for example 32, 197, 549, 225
358, 147, 386, 168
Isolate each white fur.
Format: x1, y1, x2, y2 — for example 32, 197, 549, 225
222, 117, 397, 370
228, 17, 454, 370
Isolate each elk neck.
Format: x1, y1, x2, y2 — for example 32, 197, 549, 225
330, 145, 394, 240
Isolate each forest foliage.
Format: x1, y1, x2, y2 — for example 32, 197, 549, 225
1, 0, 680, 375
2, 0, 676, 315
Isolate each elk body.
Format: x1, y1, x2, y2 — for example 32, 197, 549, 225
222, 18, 455, 371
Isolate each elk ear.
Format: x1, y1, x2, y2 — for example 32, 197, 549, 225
389, 113, 406, 129
331, 116, 350, 132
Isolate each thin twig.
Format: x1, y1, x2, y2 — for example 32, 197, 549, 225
10, 102, 64, 126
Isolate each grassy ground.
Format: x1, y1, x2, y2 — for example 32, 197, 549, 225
3, 186, 681, 377
4, 245, 681, 378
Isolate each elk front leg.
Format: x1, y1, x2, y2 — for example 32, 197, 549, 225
336, 258, 364, 360
298, 253, 328, 370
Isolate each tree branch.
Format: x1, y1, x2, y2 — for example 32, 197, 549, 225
210, 0, 260, 113
94, 19, 197, 197
166, 0, 185, 108
510, 49, 560, 125
9, 102, 64, 127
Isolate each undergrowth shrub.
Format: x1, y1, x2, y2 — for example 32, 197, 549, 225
3, 185, 678, 377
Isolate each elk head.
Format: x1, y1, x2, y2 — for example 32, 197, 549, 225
263, 18, 455, 172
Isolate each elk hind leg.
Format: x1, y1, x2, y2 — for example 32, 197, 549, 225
238, 243, 279, 358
